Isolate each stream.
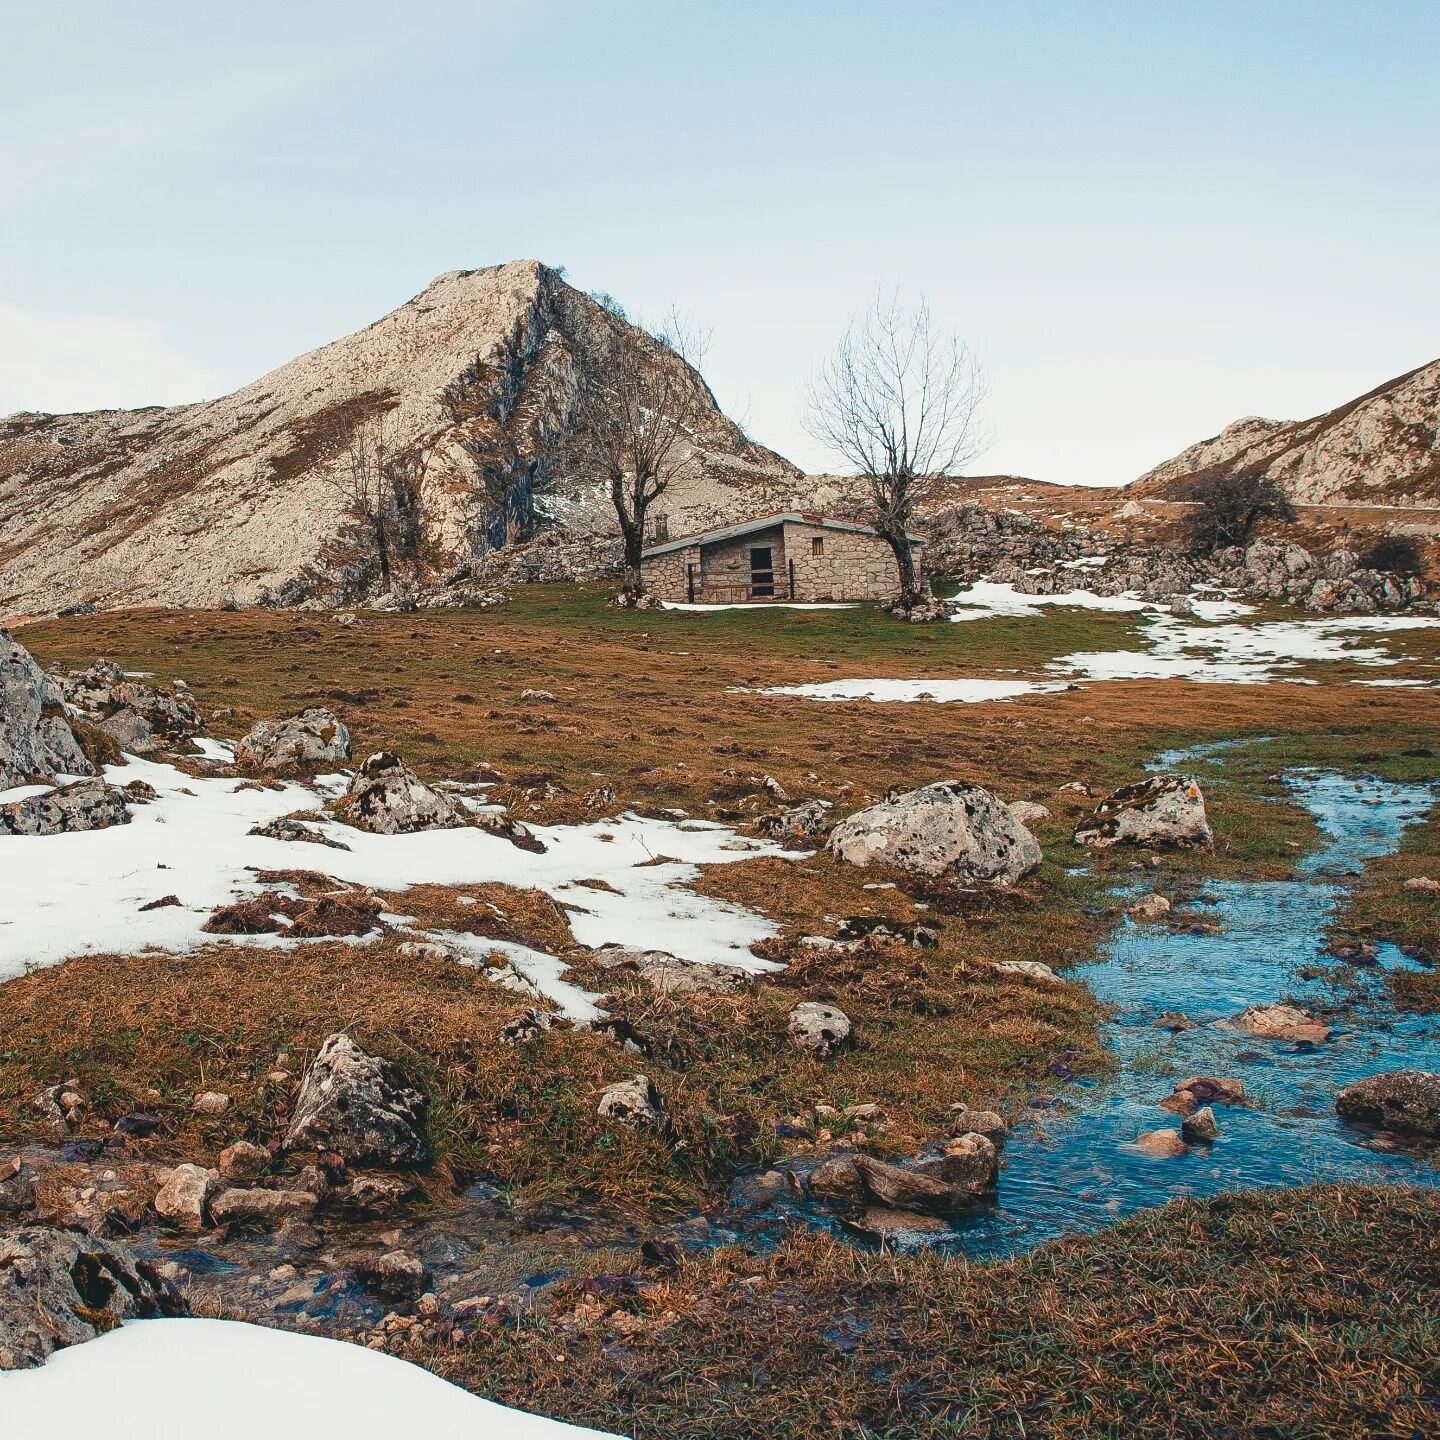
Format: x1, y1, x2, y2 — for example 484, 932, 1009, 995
24, 764, 1439, 1326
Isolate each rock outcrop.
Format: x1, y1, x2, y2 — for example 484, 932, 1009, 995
1074, 775, 1213, 850
336, 751, 467, 834
1335, 1069, 1440, 1137
237, 708, 351, 771
0, 1228, 185, 1370
829, 781, 1042, 885
49, 659, 203, 752
0, 778, 130, 836
284, 1033, 429, 1167
0, 630, 92, 786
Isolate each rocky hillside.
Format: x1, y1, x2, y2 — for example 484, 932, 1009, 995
0, 262, 801, 618
1134, 358, 1440, 505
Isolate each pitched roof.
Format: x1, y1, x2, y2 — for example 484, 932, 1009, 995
642, 511, 926, 558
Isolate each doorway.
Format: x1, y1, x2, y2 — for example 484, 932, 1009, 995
749, 545, 775, 598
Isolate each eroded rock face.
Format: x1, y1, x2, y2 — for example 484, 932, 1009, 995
0, 630, 93, 787
0, 779, 130, 837
0, 1228, 185, 1370
336, 751, 467, 834
787, 1001, 854, 1058
829, 781, 1042, 885
1336, 1070, 1440, 1138
1074, 775, 1213, 850
284, 1034, 429, 1167
237, 708, 351, 772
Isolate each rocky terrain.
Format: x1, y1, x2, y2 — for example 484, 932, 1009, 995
0, 261, 800, 618
1133, 358, 1440, 507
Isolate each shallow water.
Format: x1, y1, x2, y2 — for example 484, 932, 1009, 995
726, 766, 1439, 1257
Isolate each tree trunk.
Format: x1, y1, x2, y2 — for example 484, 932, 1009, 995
884, 530, 920, 608
374, 519, 391, 590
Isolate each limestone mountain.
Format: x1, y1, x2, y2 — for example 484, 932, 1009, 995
0, 261, 801, 618
1133, 357, 1440, 505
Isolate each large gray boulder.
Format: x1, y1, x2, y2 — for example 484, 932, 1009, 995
1336, 1069, 1440, 1138
1074, 774, 1213, 850
336, 751, 466, 834
0, 779, 130, 837
284, 1033, 429, 1166
0, 630, 93, 787
828, 781, 1042, 885
0, 1227, 186, 1370
237, 707, 351, 772
50, 660, 202, 747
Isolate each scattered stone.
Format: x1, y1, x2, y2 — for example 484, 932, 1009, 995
830, 780, 1042, 885
0, 1228, 185, 1370
499, 1008, 566, 1044
0, 779, 130, 837
519, 688, 556, 702
1159, 1076, 1246, 1114
395, 940, 457, 963
597, 1075, 669, 1133
992, 959, 1059, 983
153, 1163, 219, 1230
756, 798, 833, 843
0, 1162, 36, 1215
335, 1174, 421, 1214
1133, 1128, 1187, 1158
1219, 1003, 1332, 1046
1128, 893, 1172, 921
236, 708, 351, 772
218, 1140, 271, 1182
192, 1091, 231, 1117
210, 1187, 317, 1226
593, 944, 747, 995
911, 1133, 1000, 1197
1335, 1070, 1440, 1138
1008, 800, 1051, 826
1154, 1011, 1196, 1032
1074, 775, 1213, 850
336, 751, 467, 834
33, 1080, 85, 1134
357, 1249, 431, 1303
1403, 876, 1440, 893
248, 815, 351, 850
948, 1105, 1010, 1149
1181, 1106, 1220, 1142
284, 1034, 429, 1167
787, 1001, 854, 1058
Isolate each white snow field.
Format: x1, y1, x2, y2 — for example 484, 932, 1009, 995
0, 748, 791, 1011
754, 677, 1071, 703
0, 1319, 619, 1440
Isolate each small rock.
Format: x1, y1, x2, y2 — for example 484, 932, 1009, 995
1159, 1076, 1246, 1114
1218, 1003, 1332, 1046
991, 959, 1059, 983
1153, 1011, 1195, 1032
1181, 1106, 1220, 1142
1128, 893, 1172, 921
1336, 1069, 1440, 1138
209, 1187, 317, 1226
1008, 800, 1051, 826
1133, 1128, 1187, 1158
787, 1001, 854, 1059
359, 1249, 430, 1303
597, 1075, 670, 1133
335, 1174, 421, 1214
1403, 876, 1440, 893
192, 1091, 231, 1117
218, 1140, 270, 1182
948, 1106, 1010, 1149
153, 1163, 219, 1230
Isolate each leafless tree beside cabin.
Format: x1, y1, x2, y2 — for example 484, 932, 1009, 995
325, 414, 429, 593
571, 306, 713, 600
806, 293, 988, 607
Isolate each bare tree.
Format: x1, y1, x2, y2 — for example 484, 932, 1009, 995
325, 414, 429, 593
1183, 468, 1296, 553
570, 306, 713, 601
806, 292, 988, 608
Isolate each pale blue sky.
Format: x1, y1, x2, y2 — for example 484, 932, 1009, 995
3, 1, 1436, 483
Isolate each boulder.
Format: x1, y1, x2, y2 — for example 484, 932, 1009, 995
50, 662, 203, 744
1074, 775, 1213, 850
948, 1105, 1010, 1149
236, 708, 352, 772
357, 1249, 430, 1302
0, 630, 93, 788
98, 707, 158, 755
1160, 1076, 1246, 1114
1128, 893, 1172, 921
1133, 1128, 1187, 1158
911, 1133, 999, 1197
0, 779, 129, 837
787, 1001, 854, 1058
336, 751, 467, 834
248, 815, 352, 850
209, 1187, 317, 1226
1219, 1003, 1332, 1046
992, 959, 1059, 983
283, 1034, 429, 1167
829, 781, 1042, 885
153, 1163, 219, 1230
1335, 1070, 1440, 1138
0, 1228, 185, 1370
807, 1155, 867, 1208
596, 1074, 669, 1132
1008, 800, 1051, 826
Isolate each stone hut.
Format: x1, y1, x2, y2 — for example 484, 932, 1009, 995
640, 512, 924, 604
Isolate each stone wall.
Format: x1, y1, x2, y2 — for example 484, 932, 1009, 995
640, 544, 701, 601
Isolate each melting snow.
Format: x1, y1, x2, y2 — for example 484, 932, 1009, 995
0, 750, 791, 1013
752, 677, 1071, 703
2, 1318, 619, 1439
661, 600, 858, 611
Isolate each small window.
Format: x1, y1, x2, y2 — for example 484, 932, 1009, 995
811, 536, 824, 557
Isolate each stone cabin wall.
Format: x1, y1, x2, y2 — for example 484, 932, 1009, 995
640, 543, 700, 602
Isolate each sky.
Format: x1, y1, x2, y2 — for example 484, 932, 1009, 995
2, 1, 1437, 486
